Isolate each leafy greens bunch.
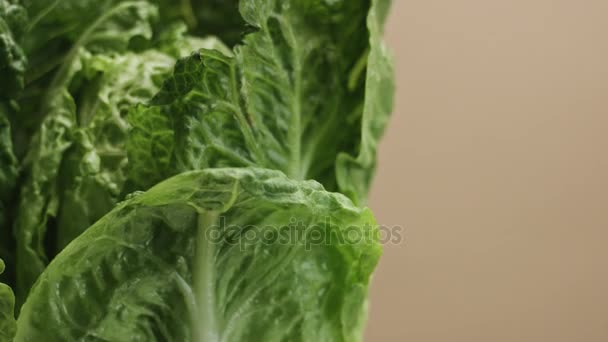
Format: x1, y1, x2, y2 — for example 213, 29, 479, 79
0, 0, 394, 341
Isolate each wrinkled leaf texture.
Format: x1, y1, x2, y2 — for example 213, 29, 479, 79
12, 51, 178, 304
0, 105, 18, 288
0, 259, 16, 342
127, 0, 394, 206
7, 0, 394, 341
12, 0, 176, 303
0, 0, 27, 98
0, 1, 25, 293
16, 168, 381, 342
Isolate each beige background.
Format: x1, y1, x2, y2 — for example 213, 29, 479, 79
366, 0, 608, 341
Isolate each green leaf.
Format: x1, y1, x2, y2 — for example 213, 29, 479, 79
153, 0, 245, 46
23, 0, 158, 100
155, 23, 232, 60
13, 0, 159, 159
13, 49, 178, 304
13, 90, 76, 305
23, 0, 158, 81
125, 104, 175, 191
0, 105, 17, 215
16, 168, 380, 342
336, 0, 395, 204
128, 0, 394, 204
0, 106, 18, 288
0, 0, 27, 98
54, 50, 176, 251
0, 259, 16, 342
0, 0, 27, 100
7, 1, 393, 337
